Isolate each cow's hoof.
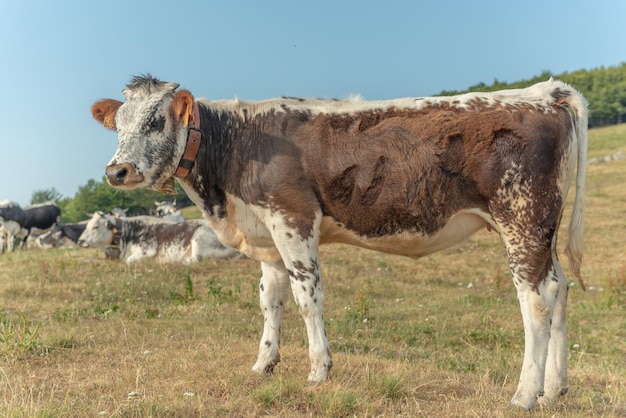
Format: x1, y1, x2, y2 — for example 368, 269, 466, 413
544, 385, 568, 399
537, 386, 567, 408
252, 357, 279, 375
307, 365, 331, 383
307, 373, 326, 384
510, 389, 544, 411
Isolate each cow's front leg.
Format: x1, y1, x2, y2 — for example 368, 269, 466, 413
252, 260, 290, 374
270, 210, 332, 383
288, 255, 332, 382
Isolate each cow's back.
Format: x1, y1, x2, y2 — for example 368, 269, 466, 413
23, 204, 61, 230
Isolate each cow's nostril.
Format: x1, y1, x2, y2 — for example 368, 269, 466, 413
106, 163, 144, 187
115, 167, 128, 181
106, 163, 130, 186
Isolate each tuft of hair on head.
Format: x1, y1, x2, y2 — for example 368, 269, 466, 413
124, 73, 180, 96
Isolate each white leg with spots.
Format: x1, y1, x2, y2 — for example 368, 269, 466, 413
542, 258, 569, 402
252, 260, 290, 375
268, 210, 332, 383
511, 264, 559, 410
289, 259, 331, 383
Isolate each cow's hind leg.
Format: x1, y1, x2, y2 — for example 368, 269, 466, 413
542, 257, 569, 402
252, 260, 290, 374
500, 229, 563, 410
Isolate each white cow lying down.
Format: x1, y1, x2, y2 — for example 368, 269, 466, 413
78, 211, 241, 263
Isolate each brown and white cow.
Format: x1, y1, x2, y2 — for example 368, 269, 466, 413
77, 212, 240, 263
91, 75, 587, 410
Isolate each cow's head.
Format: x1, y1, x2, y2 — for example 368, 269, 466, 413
154, 200, 177, 217
91, 75, 197, 193
77, 211, 117, 248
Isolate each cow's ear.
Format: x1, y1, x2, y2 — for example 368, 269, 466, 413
172, 90, 195, 126
92, 99, 123, 130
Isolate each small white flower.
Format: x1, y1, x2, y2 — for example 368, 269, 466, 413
183, 392, 195, 397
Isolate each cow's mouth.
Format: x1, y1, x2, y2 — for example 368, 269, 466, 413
105, 163, 145, 188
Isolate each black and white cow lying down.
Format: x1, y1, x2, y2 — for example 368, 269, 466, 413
33, 222, 87, 249
77, 212, 240, 264
91, 75, 588, 410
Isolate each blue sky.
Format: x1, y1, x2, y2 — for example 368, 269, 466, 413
1, 0, 624, 207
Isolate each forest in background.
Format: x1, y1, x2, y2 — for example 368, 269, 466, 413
439, 62, 626, 127
32, 63, 626, 223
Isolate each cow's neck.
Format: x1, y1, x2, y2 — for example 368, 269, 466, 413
179, 102, 233, 218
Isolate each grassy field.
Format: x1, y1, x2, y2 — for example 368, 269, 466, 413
1, 124, 625, 417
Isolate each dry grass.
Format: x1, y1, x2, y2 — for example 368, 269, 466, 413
1, 124, 625, 417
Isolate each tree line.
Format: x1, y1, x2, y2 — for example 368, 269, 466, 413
438, 62, 626, 128
31, 63, 625, 220
32, 180, 191, 224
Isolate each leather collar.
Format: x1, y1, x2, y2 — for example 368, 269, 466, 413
175, 101, 201, 178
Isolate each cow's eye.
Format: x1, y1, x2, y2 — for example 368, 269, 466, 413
148, 117, 165, 132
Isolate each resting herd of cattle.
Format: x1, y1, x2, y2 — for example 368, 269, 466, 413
2, 74, 590, 410
0, 200, 241, 263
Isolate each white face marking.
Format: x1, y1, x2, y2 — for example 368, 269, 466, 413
78, 212, 115, 248
110, 87, 187, 191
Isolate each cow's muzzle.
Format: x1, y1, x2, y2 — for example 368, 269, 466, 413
105, 163, 144, 187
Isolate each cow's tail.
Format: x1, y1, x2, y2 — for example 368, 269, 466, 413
562, 83, 588, 291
